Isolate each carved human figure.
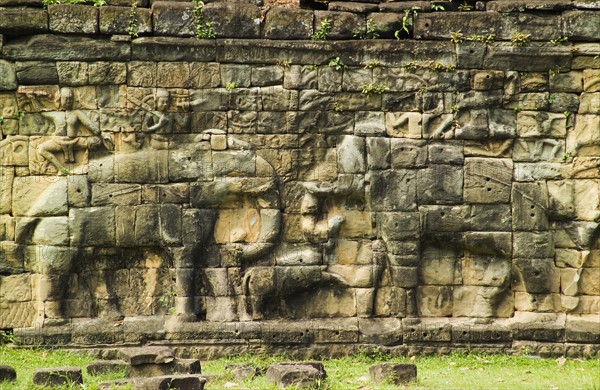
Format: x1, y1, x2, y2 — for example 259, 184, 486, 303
36, 87, 113, 174
141, 88, 173, 149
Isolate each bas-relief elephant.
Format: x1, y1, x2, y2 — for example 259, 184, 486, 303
3, 124, 598, 326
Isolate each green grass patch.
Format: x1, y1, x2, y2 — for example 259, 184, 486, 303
0, 346, 128, 389
0, 346, 598, 389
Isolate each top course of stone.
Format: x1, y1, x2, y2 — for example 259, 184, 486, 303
0, 0, 598, 43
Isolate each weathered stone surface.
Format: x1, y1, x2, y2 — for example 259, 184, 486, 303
370, 363, 417, 384
99, 6, 152, 36
266, 363, 325, 388
3, 35, 130, 61
563, 11, 600, 41
33, 367, 83, 387
511, 182, 549, 231
417, 165, 463, 205
203, 3, 261, 39
48, 4, 98, 34
264, 8, 313, 40
483, 43, 572, 72
133, 374, 206, 390
464, 158, 512, 203
0, 60, 17, 90
414, 12, 501, 40
119, 347, 175, 366
152, 2, 195, 37
0, 365, 16, 382
0, 7, 47, 34
86, 360, 128, 375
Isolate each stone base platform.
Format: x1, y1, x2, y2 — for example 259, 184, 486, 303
11, 313, 599, 359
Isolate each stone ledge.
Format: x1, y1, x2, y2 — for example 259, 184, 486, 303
2, 34, 130, 61
11, 316, 599, 358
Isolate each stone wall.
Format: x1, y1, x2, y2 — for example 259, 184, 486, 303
0, 0, 599, 357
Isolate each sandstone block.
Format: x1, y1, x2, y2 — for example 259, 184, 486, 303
373, 286, 406, 317
579, 268, 600, 295
6, 35, 131, 62
565, 314, 600, 343
69, 207, 115, 246
468, 204, 512, 231
370, 363, 416, 385
415, 12, 501, 40
267, 363, 325, 389
512, 182, 549, 231
513, 139, 564, 162
366, 137, 390, 169
48, 5, 98, 34
417, 165, 463, 205
152, 2, 195, 37
369, 169, 416, 211
203, 3, 260, 39
484, 43, 571, 72
16, 61, 58, 85
314, 10, 363, 40
471, 70, 504, 91
0, 365, 16, 382
13, 176, 68, 217
420, 246, 461, 285
464, 158, 512, 203
99, 5, 152, 35
416, 286, 452, 317
515, 292, 560, 313
514, 162, 562, 181
513, 231, 554, 259
386, 112, 422, 138
33, 367, 83, 387
86, 360, 128, 375
421, 205, 469, 233
563, 10, 600, 41
355, 111, 385, 136
133, 374, 206, 390
0, 7, 47, 34
0, 273, 31, 302
513, 258, 560, 293
128, 358, 201, 378
115, 150, 169, 183
118, 346, 175, 366
264, 8, 313, 40
453, 286, 513, 317
499, 13, 562, 41
579, 93, 600, 114
583, 69, 600, 92
337, 135, 365, 173
390, 139, 427, 168
550, 71, 583, 93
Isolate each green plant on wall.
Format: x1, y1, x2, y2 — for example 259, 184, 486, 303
354, 19, 380, 39
361, 83, 387, 97
328, 57, 346, 71
312, 19, 332, 41
193, 0, 216, 39
458, 1, 473, 11
549, 36, 568, 45
128, 1, 139, 38
511, 32, 530, 46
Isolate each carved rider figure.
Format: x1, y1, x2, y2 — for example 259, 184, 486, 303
36, 87, 114, 174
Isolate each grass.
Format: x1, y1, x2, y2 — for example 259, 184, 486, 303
0, 346, 598, 389
0, 346, 126, 390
